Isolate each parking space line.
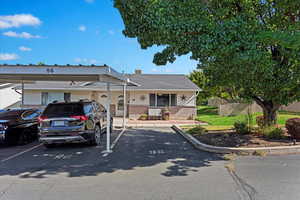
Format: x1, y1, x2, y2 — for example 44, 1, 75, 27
1, 143, 43, 163
111, 128, 126, 150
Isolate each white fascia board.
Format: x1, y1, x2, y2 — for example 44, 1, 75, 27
23, 88, 200, 92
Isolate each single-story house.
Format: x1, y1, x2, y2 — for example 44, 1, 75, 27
17, 69, 200, 120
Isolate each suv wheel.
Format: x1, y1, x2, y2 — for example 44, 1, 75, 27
90, 125, 101, 146
18, 129, 31, 145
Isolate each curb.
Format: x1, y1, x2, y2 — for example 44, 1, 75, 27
171, 125, 300, 155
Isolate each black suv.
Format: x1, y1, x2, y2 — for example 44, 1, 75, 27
39, 100, 112, 148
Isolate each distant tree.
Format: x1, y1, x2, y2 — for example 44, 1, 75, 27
188, 70, 240, 105
37, 62, 45, 65
115, 0, 300, 126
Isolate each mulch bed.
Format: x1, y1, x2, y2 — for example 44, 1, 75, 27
192, 131, 296, 148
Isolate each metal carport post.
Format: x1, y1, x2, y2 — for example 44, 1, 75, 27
0, 64, 138, 153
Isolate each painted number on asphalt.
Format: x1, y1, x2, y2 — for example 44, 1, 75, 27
149, 150, 165, 155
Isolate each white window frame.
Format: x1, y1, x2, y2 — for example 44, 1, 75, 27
149, 93, 177, 107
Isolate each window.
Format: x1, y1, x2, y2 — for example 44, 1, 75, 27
41, 92, 48, 105
21, 110, 41, 120
41, 92, 71, 105
84, 103, 93, 114
64, 93, 71, 102
149, 93, 177, 107
171, 94, 177, 106
157, 94, 169, 107
150, 93, 156, 106
43, 103, 84, 117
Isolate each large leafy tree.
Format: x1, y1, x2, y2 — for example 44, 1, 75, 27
115, 0, 300, 126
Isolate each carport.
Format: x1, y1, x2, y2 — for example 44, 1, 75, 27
0, 64, 138, 153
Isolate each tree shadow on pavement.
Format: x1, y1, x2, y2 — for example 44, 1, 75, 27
0, 128, 224, 179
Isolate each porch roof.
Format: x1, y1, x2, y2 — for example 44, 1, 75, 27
0, 64, 138, 86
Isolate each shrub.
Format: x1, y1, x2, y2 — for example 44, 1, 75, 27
262, 126, 284, 140
286, 118, 300, 139
234, 121, 250, 135
139, 114, 148, 120
252, 150, 267, 157
256, 115, 265, 128
186, 125, 207, 135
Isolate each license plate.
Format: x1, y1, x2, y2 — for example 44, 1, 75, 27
53, 121, 65, 127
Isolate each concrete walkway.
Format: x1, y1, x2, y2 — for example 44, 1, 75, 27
114, 117, 206, 128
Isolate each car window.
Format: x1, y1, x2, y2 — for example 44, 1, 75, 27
22, 110, 41, 120
43, 103, 84, 117
84, 103, 93, 114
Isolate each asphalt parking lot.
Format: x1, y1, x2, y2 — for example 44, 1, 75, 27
0, 128, 300, 200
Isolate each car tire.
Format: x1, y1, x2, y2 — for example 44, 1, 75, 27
89, 125, 101, 146
18, 129, 31, 145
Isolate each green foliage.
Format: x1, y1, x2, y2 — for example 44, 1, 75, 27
37, 62, 45, 65
188, 70, 240, 105
115, 0, 300, 125
139, 114, 148, 120
261, 127, 285, 140
234, 121, 250, 135
245, 108, 254, 130
186, 125, 207, 136
197, 106, 300, 127
256, 115, 265, 128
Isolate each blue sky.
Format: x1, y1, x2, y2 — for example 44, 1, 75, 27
0, 0, 197, 74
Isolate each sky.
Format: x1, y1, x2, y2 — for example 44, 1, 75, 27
0, 0, 198, 74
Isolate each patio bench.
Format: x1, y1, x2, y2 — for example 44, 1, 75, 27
148, 108, 162, 120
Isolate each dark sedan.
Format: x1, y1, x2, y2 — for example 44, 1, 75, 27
0, 108, 41, 145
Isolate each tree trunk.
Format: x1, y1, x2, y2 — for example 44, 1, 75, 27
262, 106, 278, 126
252, 97, 280, 126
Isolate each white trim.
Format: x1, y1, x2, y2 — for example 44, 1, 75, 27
21, 88, 200, 92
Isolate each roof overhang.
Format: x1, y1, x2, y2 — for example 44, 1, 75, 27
0, 65, 139, 86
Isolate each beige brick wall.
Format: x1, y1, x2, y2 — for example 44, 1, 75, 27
169, 106, 197, 120
281, 102, 300, 112
128, 105, 196, 120
218, 102, 262, 116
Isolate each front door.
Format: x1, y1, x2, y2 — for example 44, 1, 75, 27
116, 95, 124, 116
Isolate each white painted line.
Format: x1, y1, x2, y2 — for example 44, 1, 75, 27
1, 143, 43, 163
111, 128, 126, 150
102, 153, 109, 157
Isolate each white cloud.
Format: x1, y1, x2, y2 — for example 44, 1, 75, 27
85, 0, 94, 3
0, 14, 41, 29
3, 31, 41, 39
151, 68, 158, 72
0, 53, 19, 61
108, 30, 115, 35
74, 58, 97, 64
19, 46, 32, 51
78, 25, 86, 32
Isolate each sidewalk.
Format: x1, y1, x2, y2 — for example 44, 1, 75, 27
113, 117, 206, 128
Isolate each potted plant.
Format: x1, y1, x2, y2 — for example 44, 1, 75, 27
162, 108, 170, 120
139, 114, 148, 121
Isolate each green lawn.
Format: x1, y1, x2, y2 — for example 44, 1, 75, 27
196, 106, 300, 130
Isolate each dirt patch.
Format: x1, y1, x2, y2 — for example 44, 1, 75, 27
193, 132, 296, 148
